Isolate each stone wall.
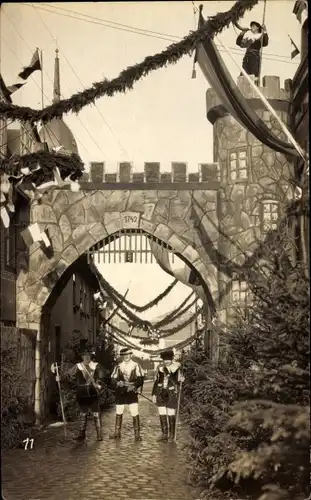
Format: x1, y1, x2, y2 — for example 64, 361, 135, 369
16, 184, 222, 420
16, 186, 220, 332
206, 75, 295, 322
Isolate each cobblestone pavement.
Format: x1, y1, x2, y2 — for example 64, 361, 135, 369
2, 383, 198, 500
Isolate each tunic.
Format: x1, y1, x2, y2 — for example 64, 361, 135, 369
111, 360, 145, 405
152, 362, 182, 409
71, 361, 105, 412
236, 30, 269, 77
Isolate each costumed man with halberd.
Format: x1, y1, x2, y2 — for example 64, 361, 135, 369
110, 347, 145, 441
236, 21, 269, 83
67, 347, 105, 441
152, 349, 184, 443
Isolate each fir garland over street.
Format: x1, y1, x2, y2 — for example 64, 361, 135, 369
0, 0, 258, 124
99, 274, 178, 312
115, 290, 197, 330
108, 326, 199, 355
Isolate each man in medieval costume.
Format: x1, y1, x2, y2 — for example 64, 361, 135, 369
152, 349, 184, 443
236, 21, 269, 83
68, 347, 105, 441
110, 347, 145, 441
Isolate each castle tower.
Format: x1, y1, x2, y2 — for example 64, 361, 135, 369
206, 75, 294, 323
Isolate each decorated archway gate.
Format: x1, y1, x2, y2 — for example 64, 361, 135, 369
16, 174, 222, 421
87, 228, 176, 265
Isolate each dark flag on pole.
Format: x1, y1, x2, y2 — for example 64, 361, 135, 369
0, 74, 24, 99
288, 35, 300, 60
7, 83, 25, 95
18, 48, 41, 80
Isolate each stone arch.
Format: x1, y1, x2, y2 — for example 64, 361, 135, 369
16, 217, 218, 328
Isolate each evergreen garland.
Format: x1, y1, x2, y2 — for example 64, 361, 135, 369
0, 151, 84, 183
0, 0, 258, 124
108, 326, 199, 355
157, 306, 203, 336
99, 288, 129, 327
115, 290, 197, 330
99, 275, 178, 312
110, 304, 203, 338
153, 292, 196, 328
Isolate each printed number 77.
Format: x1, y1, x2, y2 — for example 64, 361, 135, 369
23, 438, 34, 450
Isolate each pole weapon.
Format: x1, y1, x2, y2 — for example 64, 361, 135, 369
51, 361, 67, 438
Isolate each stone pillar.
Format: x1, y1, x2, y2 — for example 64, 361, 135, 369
206, 75, 294, 325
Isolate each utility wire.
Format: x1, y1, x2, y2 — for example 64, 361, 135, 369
2, 8, 105, 160
30, 3, 132, 165
20, 2, 300, 66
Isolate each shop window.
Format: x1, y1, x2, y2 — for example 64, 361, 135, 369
229, 150, 248, 181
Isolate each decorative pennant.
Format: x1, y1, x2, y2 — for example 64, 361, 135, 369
0, 206, 10, 228
21, 222, 51, 249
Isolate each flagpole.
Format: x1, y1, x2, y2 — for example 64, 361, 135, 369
39, 48, 46, 145
215, 37, 306, 161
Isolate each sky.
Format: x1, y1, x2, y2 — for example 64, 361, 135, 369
1, 1, 302, 320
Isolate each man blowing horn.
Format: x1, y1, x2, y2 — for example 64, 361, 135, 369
236, 21, 269, 84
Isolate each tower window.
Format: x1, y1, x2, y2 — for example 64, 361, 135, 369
261, 201, 279, 232
229, 150, 248, 180
231, 279, 248, 303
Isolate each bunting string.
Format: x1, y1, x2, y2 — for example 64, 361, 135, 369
98, 273, 178, 312
115, 290, 197, 330
108, 326, 200, 355
154, 292, 197, 328
0, 0, 258, 124
109, 302, 203, 337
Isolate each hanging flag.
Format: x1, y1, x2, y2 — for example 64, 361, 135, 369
288, 35, 300, 60
6, 82, 25, 95
194, 9, 299, 158
0, 74, 12, 102
18, 48, 41, 80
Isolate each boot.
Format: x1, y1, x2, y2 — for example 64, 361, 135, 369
75, 413, 88, 441
93, 414, 103, 441
133, 415, 142, 441
109, 414, 122, 439
168, 415, 176, 443
156, 415, 168, 442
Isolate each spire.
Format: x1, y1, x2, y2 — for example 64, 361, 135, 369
53, 48, 60, 103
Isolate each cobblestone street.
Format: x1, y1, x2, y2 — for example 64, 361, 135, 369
2, 383, 198, 500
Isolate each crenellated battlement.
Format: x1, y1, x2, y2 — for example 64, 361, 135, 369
81, 161, 220, 184
206, 75, 292, 124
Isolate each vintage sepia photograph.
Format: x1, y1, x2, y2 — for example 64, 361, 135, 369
0, 1, 309, 499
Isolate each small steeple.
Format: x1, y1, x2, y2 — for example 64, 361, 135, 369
53, 48, 61, 103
